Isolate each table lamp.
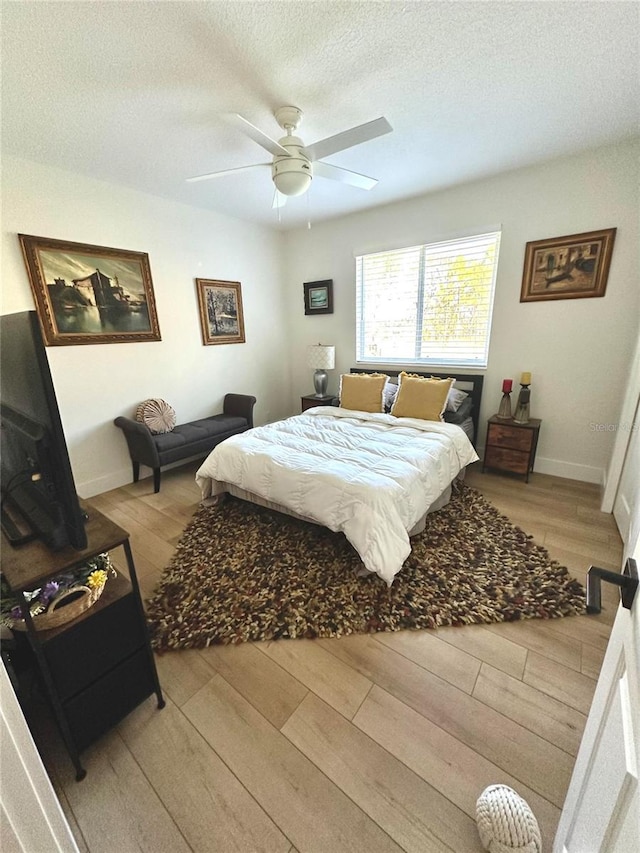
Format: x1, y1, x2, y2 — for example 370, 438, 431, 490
306, 344, 335, 397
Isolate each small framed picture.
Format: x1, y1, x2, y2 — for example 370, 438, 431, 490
303, 279, 333, 315
196, 279, 245, 345
520, 228, 616, 302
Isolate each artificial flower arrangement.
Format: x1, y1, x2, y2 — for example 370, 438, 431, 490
1, 553, 116, 630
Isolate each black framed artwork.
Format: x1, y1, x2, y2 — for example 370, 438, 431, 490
303, 279, 333, 315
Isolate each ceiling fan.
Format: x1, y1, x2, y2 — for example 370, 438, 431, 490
186, 106, 392, 207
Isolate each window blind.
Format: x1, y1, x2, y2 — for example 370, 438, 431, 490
356, 231, 501, 368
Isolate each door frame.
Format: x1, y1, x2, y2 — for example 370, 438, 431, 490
601, 335, 640, 515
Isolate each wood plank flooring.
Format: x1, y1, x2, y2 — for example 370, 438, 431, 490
31, 462, 623, 853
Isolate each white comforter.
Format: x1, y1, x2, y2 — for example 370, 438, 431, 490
195, 407, 478, 585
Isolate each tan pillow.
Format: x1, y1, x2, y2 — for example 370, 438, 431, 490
339, 373, 387, 413
390, 373, 454, 421
136, 398, 176, 434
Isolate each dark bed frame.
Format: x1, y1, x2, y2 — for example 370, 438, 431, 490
350, 367, 484, 446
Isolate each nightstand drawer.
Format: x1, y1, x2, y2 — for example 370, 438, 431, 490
484, 446, 530, 475
483, 416, 541, 482
42, 592, 146, 700
487, 423, 534, 452
64, 648, 156, 751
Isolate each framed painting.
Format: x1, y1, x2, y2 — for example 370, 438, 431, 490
304, 279, 333, 315
520, 228, 616, 303
18, 234, 161, 345
196, 279, 246, 345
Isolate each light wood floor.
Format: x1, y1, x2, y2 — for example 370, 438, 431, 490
34, 462, 623, 853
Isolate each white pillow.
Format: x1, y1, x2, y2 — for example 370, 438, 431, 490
446, 388, 469, 412
382, 379, 399, 410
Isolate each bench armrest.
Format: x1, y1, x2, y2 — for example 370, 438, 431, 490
223, 394, 256, 428
113, 416, 161, 468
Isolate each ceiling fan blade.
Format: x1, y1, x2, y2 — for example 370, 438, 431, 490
302, 117, 392, 162
228, 114, 290, 157
186, 163, 270, 183
272, 189, 288, 209
313, 161, 378, 191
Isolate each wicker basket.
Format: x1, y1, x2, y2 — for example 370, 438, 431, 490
10, 582, 106, 632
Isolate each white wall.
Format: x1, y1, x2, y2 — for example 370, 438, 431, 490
283, 140, 639, 484
1, 156, 289, 497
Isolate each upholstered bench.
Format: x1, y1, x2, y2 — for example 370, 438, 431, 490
114, 393, 256, 493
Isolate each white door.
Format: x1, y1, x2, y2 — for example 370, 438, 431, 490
0, 659, 79, 852
553, 535, 640, 851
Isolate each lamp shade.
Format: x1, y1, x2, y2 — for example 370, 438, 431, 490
307, 345, 335, 370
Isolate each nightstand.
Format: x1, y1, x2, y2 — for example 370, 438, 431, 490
301, 394, 334, 412
483, 416, 542, 482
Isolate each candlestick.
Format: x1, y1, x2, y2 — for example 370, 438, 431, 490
497, 391, 512, 420
497, 378, 513, 420
513, 384, 531, 424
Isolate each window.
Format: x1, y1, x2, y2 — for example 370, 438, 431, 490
356, 231, 501, 368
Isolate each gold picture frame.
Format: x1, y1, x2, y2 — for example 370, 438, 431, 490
18, 234, 161, 345
196, 279, 246, 345
520, 228, 616, 303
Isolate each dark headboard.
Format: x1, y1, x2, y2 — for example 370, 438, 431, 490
350, 367, 484, 444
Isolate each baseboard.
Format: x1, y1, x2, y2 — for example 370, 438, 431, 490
78, 455, 204, 499
532, 455, 602, 484
476, 446, 603, 485
77, 467, 133, 499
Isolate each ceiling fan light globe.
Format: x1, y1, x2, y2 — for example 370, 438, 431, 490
272, 154, 313, 196
273, 172, 312, 196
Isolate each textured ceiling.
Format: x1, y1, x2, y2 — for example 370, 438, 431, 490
2, 1, 639, 230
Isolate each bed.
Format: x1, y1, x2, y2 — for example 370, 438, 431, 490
195, 369, 483, 586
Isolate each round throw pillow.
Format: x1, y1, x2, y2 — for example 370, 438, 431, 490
135, 398, 176, 434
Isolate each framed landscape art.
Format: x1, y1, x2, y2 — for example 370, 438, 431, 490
18, 234, 161, 345
196, 279, 246, 345
520, 228, 616, 303
304, 279, 333, 315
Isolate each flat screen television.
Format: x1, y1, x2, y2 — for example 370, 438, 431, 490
0, 310, 87, 550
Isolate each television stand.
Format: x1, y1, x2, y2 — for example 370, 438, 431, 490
2, 505, 165, 781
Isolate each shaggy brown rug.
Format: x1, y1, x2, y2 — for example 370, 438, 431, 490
146, 481, 586, 650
